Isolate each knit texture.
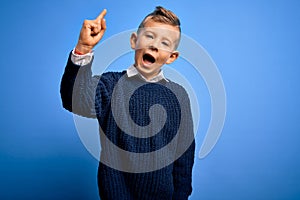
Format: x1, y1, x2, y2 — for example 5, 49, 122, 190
60, 52, 195, 200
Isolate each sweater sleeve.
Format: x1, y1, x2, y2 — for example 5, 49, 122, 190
172, 141, 195, 200
60, 51, 101, 118
172, 88, 195, 200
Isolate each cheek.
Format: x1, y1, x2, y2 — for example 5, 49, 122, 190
134, 49, 144, 61
136, 39, 148, 49
158, 53, 171, 62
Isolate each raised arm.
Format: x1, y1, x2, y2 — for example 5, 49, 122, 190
75, 9, 107, 54
60, 9, 108, 118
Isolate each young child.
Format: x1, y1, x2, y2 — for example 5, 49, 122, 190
60, 6, 195, 200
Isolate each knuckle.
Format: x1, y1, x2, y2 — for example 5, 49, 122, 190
83, 20, 89, 25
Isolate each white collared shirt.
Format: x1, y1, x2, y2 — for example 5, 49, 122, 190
126, 65, 168, 83
71, 49, 94, 66
71, 50, 168, 83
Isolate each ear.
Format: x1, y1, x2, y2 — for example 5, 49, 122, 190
166, 51, 179, 64
130, 32, 137, 50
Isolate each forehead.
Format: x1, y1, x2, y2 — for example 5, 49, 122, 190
141, 19, 180, 40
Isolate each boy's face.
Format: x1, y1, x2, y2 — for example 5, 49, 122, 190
130, 19, 180, 80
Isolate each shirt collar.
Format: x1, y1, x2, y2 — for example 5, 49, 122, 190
126, 65, 169, 83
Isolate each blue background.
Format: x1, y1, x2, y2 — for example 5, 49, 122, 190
1, 0, 300, 199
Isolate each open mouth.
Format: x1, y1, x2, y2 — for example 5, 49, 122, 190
143, 53, 156, 64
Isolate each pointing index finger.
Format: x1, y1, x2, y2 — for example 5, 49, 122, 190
96, 9, 107, 21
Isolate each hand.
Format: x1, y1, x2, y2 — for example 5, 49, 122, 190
75, 9, 107, 54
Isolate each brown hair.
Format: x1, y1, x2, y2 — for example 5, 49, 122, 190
137, 6, 181, 48
138, 6, 181, 31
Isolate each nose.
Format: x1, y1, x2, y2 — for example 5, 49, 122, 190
148, 39, 159, 51
148, 45, 158, 51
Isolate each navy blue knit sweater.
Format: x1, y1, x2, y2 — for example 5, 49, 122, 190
60, 52, 195, 200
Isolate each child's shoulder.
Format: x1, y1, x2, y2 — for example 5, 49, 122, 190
167, 79, 188, 93
101, 70, 127, 78
95, 70, 126, 82
166, 79, 190, 101
92, 71, 127, 90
